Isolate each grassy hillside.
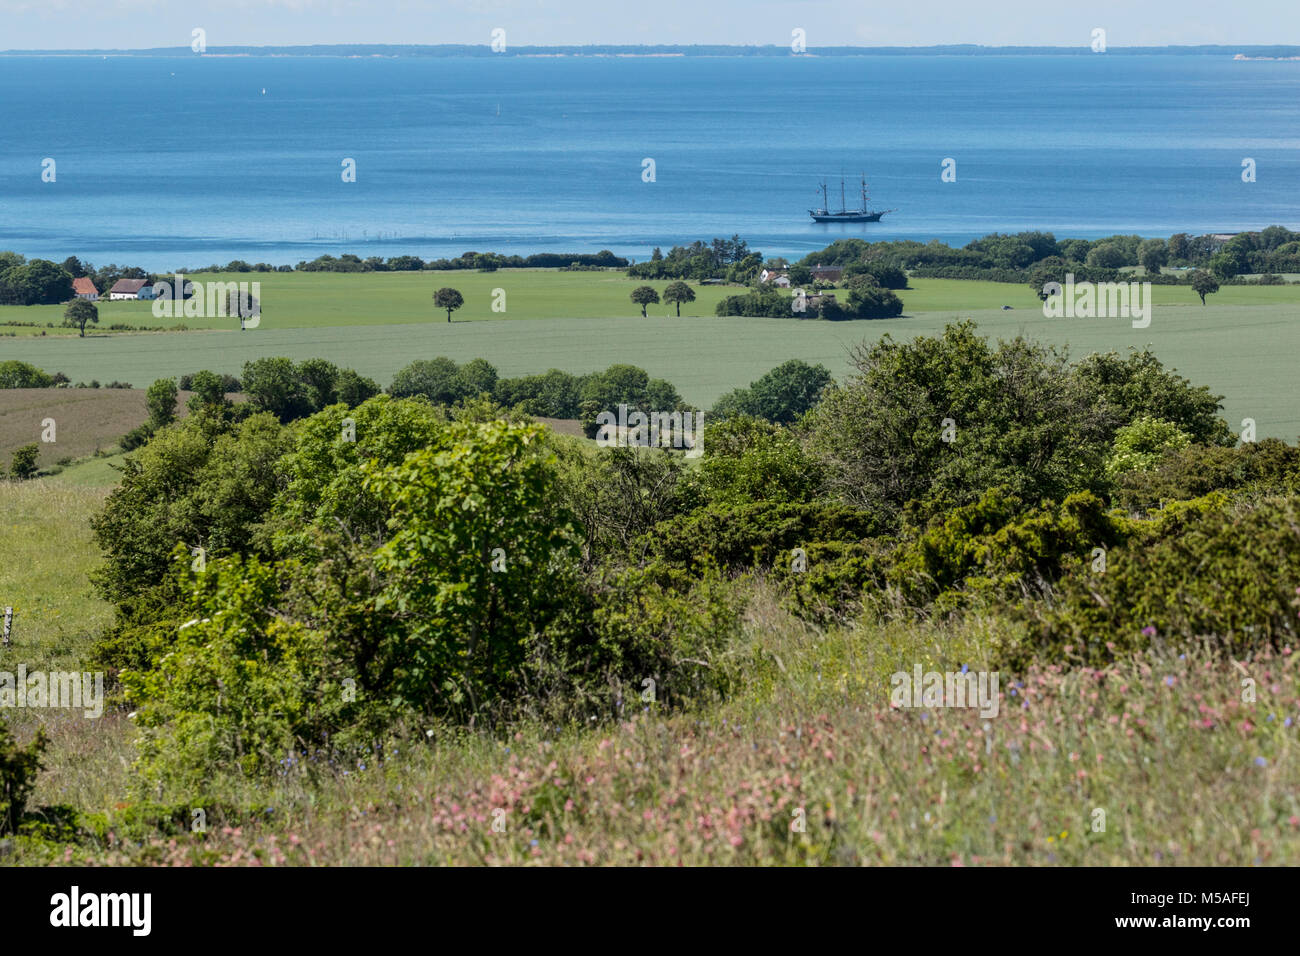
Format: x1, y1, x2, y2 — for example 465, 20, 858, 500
2, 459, 1297, 866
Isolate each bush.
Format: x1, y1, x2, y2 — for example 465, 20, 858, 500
709, 360, 832, 425
1106, 417, 1192, 479
0, 360, 53, 389
0, 718, 47, 835
8, 443, 40, 480
1022, 495, 1300, 665
1115, 438, 1300, 513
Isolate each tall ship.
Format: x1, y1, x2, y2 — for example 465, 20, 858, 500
809, 175, 894, 223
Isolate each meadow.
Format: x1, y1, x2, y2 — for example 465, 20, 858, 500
2, 270, 1298, 436
3, 456, 1297, 866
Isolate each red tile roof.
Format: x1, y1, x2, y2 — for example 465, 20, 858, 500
72, 277, 98, 296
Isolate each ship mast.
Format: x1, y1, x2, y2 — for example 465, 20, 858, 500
840, 177, 846, 214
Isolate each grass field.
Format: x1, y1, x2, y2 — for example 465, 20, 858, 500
3, 272, 1298, 437
0, 389, 202, 469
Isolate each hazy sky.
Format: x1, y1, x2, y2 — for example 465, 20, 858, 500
0, 0, 1296, 50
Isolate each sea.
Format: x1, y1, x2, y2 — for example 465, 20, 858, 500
1, 53, 1299, 271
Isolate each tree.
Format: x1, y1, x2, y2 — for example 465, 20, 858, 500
2, 259, 73, 305
630, 285, 660, 317
434, 287, 464, 323
0, 360, 54, 389
1208, 252, 1239, 281
336, 368, 381, 407
145, 378, 179, 429
1138, 239, 1168, 274
389, 357, 467, 405
1085, 242, 1128, 269
8, 444, 40, 480
63, 298, 98, 337
296, 358, 340, 412
1167, 233, 1191, 263
242, 357, 310, 423
1190, 270, 1219, 305
185, 370, 232, 415
662, 281, 695, 317
457, 358, 499, 397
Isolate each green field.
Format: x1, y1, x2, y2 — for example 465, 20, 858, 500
2, 272, 1298, 436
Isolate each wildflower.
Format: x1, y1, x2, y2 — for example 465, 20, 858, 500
1141, 626, 1157, 638
1254, 757, 1268, 767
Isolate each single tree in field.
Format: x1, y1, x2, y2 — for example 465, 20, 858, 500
630, 285, 660, 317
1190, 270, 1219, 305
662, 281, 695, 317
63, 298, 98, 337
434, 287, 465, 323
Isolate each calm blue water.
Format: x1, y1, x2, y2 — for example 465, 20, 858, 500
1, 54, 1299, 271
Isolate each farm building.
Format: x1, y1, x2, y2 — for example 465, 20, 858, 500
72, 277, 99, 300
809, 264, 844, 282
759, 268, 791, 287
108, 278, 149, 300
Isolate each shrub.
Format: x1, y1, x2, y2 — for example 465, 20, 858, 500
0, 360, 53, 389
8, 443, 40, 480
1106, 416, 1192, 479
0, 718, 47, 835
1115, 438, 1300, 513
1021, 494, 1300, 665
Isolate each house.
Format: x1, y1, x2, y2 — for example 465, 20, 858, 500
108, 278, 148, 300
72, 277, 99, 301
809, 263, 843, 283
759, 267, 791, 287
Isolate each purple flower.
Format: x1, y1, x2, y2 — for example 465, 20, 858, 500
1141, 626, 1157, 638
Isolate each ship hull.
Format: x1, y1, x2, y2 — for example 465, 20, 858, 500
810, 211, 884, 223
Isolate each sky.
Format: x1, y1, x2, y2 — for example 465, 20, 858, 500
0, 0, 1296, 50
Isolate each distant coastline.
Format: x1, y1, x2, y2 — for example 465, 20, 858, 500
5, 43, 1300, 57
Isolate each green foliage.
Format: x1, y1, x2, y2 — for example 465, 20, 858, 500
1106, 416, 1191, 479
62, 298, 98, 337
711, 360, 832, 424
587, 566, 746, 709
630, 285, 660, 316
8, 443, 40, 480
362, 420, 579, 719
1191, 269, 1220, 303
493, 368, 585, 418
145, 378, 178, 430
0, 259, 73, 305
124, 554, 338, 793
1073, 349, 1232, 447
0, 718, 47, 836
1023, 495, 1300, 665
644, 499, 879, 576
388, 357, 469, 404
0, 360, 53, 389
806, 322, 1117, 529
335, 367, 381, 407
887, 489, 1131, 611
263, 395, 448, 560
1115, 438, 1300, 513
700, 416, 823, 505
662, 280, 696, 316
89, 412, 293, 669
434, 286, 465, 321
